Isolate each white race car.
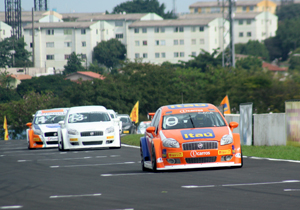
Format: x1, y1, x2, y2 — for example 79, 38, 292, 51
107, 109, 122, 134
26, 108, 69, 149
58, 106, 121, 151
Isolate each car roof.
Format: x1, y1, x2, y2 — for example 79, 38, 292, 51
160, 103, 220, 115
117, 114, 130, 118
68, 105, 107, 114
107, 109, 116, 114
35, 108, 69, 116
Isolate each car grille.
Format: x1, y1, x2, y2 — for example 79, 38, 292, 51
44, 132, 58, 137
185, 156, 217, 164
182, 141, 218, 151
80, 131, 103, 137
82, 141, 103, 146
46, 141, 58, 145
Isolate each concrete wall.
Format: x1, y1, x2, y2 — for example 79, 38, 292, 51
225, 114, 240, 134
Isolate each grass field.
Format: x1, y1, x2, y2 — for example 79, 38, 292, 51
121, 134, 300, 161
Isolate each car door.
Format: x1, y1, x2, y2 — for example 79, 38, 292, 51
146, 109, 161, 153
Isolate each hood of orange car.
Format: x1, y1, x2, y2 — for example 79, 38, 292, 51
161, 127, 230, 143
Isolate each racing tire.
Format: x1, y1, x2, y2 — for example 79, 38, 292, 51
151, 144, 157, 172
27, 140, 34, 150
140, 143, 147, 171
58, 134, 65, 151
234, 148, 243, 168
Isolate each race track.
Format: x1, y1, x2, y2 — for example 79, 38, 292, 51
0, 140, 299, 210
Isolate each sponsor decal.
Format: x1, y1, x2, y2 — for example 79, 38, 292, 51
90, 132, 94, 136
33, 137, 40, 142
168, 152, 183, 158
218, 149, 232, 155
165, 111, 172, 114
232, 145, 235, 154
106, 136, 114, 139
235, 153, 241, 158
162, 149, 167, 158
70, 138, 78, 141
123, 130, 129, 134
179, 109, 204, 113
181, 129, 215, 140
157, 158, 163, 163
190, 150, 210, 157
167, 104, 209, 109
47, 137, 58, 141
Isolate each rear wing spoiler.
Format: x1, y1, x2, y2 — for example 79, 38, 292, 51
147, 112, 155, 120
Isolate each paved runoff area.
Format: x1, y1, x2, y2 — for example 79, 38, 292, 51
0, 140, 300, 210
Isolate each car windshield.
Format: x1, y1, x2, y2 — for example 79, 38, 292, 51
138, 122, 150, 129
68, 112, 111, 123
110, 114, 115, 119
34, 114, 65, 125
162, 112, 226, 130
119, 117, 130, 123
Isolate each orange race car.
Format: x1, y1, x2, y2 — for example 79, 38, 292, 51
140, 103, 243, 171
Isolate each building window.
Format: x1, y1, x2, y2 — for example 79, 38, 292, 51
191, 39, 196, 45
30, 42, 33, 48
135, 40, 140, 46
246, 20, 251, 25
160, 40, 166, 45
81, 29, 86, 34
180, 52, 184, 57
247, 32, 252, 37
134, 28, 139, 33
191, 52, 196, 56
135, 53, 140, 58
155, 53, 160, 58
142, 28, 147, 33
179, 27, 184, 32
155, 40, 159, 46
46, 29, 54, 35
174, 52, 179, 57
191, 27, 196, 32
81, 54, 87, 59
3, 30, 5, 35
194, 8, 198, 13
239, 32, 244, 37
116, 33, 123, 39
180, 40, 184, 45
239, 20, 243, 25
200, 39, 204, 44
115, 21, 123, 27
64, 42, 72, 47
161, 27, 165, 33
143, 53, 148, 58
46, 42, 54, 48
143, 40, 147, 46
64, 54, 70, 60
82, 41, 86, 47
199, 26, 204, 32
174, 27, 179, 32
96, 29, 98, 34
161, 52, 166, 58
46, 55, 54, 60
155, 27, 159, 33
243, 6, 247, 11
250, 6, 254, 11
63, 29, 72, 35
174, 40, 178, 45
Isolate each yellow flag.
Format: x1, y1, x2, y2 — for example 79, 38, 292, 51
130, 101, 139, 123
220, 95, 231, 114
3, 116, 9, 140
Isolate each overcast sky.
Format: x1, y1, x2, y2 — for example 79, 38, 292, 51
0, 0, 202, 14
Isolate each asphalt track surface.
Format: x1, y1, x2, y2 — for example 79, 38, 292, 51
0, 140, 300, 210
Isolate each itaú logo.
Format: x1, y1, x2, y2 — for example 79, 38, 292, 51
190, 150, 210, 157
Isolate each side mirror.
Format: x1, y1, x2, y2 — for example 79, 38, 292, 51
229, 122, 239, 132
146, 126, 155, 134
26, 122, 32, 128
58, 121, 65, 128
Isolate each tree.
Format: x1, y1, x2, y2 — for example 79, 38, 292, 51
63, 52, 85, 75
235, 56, 263, 71
276, 4, 300, 21
235, 40, 269, 60
288, 47, 300, 72
264, 36, 283, 61
112, 0, 175, 19
93, 39, 126, 69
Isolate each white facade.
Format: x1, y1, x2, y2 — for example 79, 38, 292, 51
127, 18, 229, 64
234, 12, 278, 44
0, 21, 12, 41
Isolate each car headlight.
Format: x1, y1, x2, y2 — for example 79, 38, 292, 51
68, 129, 79, 135
34, 129, 42, 135
162, 138, 180, 148
221, 134, 233, 145
105, 126, 114, 134
123, 125, 131, 130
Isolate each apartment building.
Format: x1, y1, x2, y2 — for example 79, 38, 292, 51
0, 21, 12, 41
189, 0, 277, 14
127, 18, 229, 64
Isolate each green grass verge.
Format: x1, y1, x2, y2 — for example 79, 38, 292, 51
121, 135, 300, 161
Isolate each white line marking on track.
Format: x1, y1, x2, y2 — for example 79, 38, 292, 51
0, 206, 23, 209
96, 156, 107, 158
50, 162, 136, 168
121, 144, 139, 149
101, 172, 153, 177
182, 180, 300, 189
284, 189, 300, 191
17, 156, 93, 162
50, 193, 101, 199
